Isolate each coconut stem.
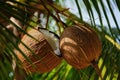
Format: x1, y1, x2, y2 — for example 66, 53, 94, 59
91, 60, 103, 80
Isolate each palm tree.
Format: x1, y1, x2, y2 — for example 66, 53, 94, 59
0, 0, 120, 80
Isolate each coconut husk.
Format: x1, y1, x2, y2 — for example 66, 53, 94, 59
16, 29, 62, 73
60, 24, 102, 79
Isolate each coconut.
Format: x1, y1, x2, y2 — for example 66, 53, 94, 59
16, 28, 62, 73
60, 24, 102, 79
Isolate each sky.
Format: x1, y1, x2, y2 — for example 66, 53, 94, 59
61, 0, 120, 28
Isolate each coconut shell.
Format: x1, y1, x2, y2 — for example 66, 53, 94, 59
16, 29, 61, 73
60, 24, 102, 69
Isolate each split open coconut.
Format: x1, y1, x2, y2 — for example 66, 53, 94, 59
16, 28, 62, 73
60, 23, 102, 79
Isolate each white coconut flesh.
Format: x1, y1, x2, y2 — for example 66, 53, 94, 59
39, 29, 61, 56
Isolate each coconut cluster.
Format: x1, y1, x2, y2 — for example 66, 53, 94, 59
17, 23, 102, 74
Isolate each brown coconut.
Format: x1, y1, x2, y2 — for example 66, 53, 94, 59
60, 24, 102, 79
16, 29, 62, 73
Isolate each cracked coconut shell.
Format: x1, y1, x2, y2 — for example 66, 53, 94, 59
17, 29, 61, 73
60, 24, 102, 69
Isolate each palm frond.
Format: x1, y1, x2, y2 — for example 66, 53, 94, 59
0, 0, 120, 80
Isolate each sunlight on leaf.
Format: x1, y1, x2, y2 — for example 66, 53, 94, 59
105, 35, 120, 50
